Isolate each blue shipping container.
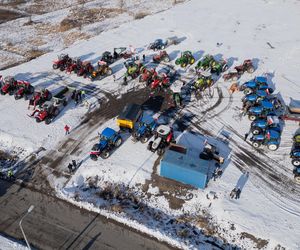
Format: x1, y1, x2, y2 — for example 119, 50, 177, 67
160, 146, 210, 189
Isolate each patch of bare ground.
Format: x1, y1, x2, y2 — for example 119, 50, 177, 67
240, 232, 269, 249
134, 11, 149, 20
60, 7, 125, 32
0, 9, 25, 23
63, 31, 91, 47
2, 43, 46, 60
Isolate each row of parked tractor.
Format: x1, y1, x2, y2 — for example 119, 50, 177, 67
0, 75, 78, 124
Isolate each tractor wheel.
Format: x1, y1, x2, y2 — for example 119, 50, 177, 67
14, 94, 20, 100
190, 58, 195, 64
294, 175, 300, 184
114, 138, 122, 147
268, 144, 278, 151
52, 64, 58, 70
106, 68, 113, 76
252, 127, 262, 135
100, 150, 110, 159
157, 147, 165, 156
90, 154, 98, 161
45, 117, 52, 125
247, 67, 255, 74
164, 56, 170, 62
139, 75, 143, 82
92, 144, 99, 151
243, 88, 252, 95
222, 64, 229, 72
181, 63, 187, 68
161, 46, 165, 50
292, 159, 300, 167
35, 117, 42, 123
232, 75, 238, 81
252, 141, 261, 148
140, 136, 149, 144
147, 141, 153, 151
60, 65, 65, 71
248, 115, 257, 121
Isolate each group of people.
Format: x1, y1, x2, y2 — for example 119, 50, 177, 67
67, 160, 77, 173
230, 187, 242, 199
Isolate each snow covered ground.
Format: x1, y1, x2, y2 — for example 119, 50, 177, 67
1, 0, 300, 249
0, 234, 27, 250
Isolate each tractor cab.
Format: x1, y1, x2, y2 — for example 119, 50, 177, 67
255, 76, 268, 85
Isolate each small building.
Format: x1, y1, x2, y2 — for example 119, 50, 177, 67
160, 144, 210, 189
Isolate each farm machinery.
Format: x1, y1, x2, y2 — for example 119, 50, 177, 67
152, 51, 170, 63
132, 115, 158, 143
100, 47, 132, 65
139, 68, 158, 85
249, 128, 281, 151
52, 54, 72, 71
90, 127, 122, 160
77, 61, 94, 78
66, 58, 82, 74
148, 37, 179, 51
28, 88, 52, 109
117, 103, 142, 131
196, 54, 228, 75
223, 59, 255, 81
90, 61, 113, 80
199, 143, 224, 164
29, 86, 75, 124
175, 51, 195, 68
0, 76, 34, 99
123, 58, 144, 84
147, 125, 175, 155
250, 115, 280, 135
240, 76, 273, 95
291, 130, 300, 168
246, 100, 275, 121
192, 71, 214, 92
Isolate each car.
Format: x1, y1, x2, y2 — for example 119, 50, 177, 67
90, 127, 122, 160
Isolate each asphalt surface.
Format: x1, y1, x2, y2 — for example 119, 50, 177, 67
0, 180, 173, 250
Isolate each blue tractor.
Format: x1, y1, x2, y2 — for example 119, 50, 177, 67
90, 127, 122, 160
132, 115, 158, 143
242, 89, 268, 106
249, 128, 281, 151
250, 115, 280, 135
291, 131, 300, 168
247, 100, 275, 121
240, 76, 273, 95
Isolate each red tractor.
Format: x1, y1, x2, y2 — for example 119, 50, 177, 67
28, 89, 52, 109
77, 61, 94, 78
66, 58, 82, 74
152, 51, 170, 63
223, 59, 255, 81
14, 80, 34, 100
150, 73, 171, 91
30, 101, 60, 124
139, 68, 157, 85
52, 54, 72, 71
0, 76, 17, 95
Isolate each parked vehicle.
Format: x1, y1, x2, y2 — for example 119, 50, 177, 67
52, 54, 71, 71
152, 51, 170, 63
66, 58, 82, 74
175, 51, 195, 68
77, 61, 94, 78
116, 103, 142, 131
250, 115, 280, 135
249, 128, 281, 151
242, 89, 268, 106
223, 60, 255, 81
247, 100, 275, 121
139, 68, 157, 85
90, 61, 113, 80
30, 86, 75, 124
195, 54, 214, 71
124, 59, 144, 83
291, 130, 300, 167
210, 59, 228, 75
132, 115, 158, 143
240, 76, 273, 95
150, 73, 171, 92
28, 88, 52, 109
147, 125, 175, 155
14, 80, 34, 100
0, 76, 18, 95
193, 71, 214, 92
148, 39, 167, 50
100, 48, 130, 65
90, 127, 122, 160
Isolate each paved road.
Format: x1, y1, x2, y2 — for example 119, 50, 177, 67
0, 180, 173, 250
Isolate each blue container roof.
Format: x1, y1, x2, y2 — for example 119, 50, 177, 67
161, 147, 210, 175
102, 127, 116, 138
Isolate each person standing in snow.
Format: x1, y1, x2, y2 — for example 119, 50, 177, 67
142, 54, 146, 62
64, 125, 70, 135
113, 74, 116, 82
244, 133, 249, 141
230, 188, 237, 199
235, 187, 241, 199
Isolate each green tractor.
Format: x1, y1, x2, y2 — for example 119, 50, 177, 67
210, 59, 228, 75
175, 51, 195, 68
193, 72, 214, 91
123, 58, 145, 84
196, 54, 214, 71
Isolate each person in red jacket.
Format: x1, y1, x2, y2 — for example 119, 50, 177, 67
64, 125, 70, 135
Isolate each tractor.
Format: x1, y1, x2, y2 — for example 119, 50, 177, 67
246, 100, 275, 121
152, 51, 170, 63
223, 60, 255, 81
66, 58, 82, 74
28, 89, 52, 109
132, 115, 158, 143
147, 125, 175, 155
175, 51, 195, 68
77, 61, 94, 78
240, 78, 273, 95
249, 128, 281, 151
90, 127, 122, 160
193, 71, 214, 92
0, 76, 18, 95
139, 68, 158, 85
149, 73, 171, 92
196, 54, 214, 71
250, 115, 280, 135
210, 59, 228, 75
242, 89, 269, 107
291, 131, 300, 168
148, 39, 168, 51
30, 101, 62, 124
14, 80, 34, 100
123, 59, 144, 84
52, 54, 71, 71
90, 61, 113, 80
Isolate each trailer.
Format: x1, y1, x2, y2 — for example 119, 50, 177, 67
280, 105, 300, 123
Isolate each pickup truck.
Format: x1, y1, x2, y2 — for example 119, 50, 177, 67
116, 103, 142, 131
